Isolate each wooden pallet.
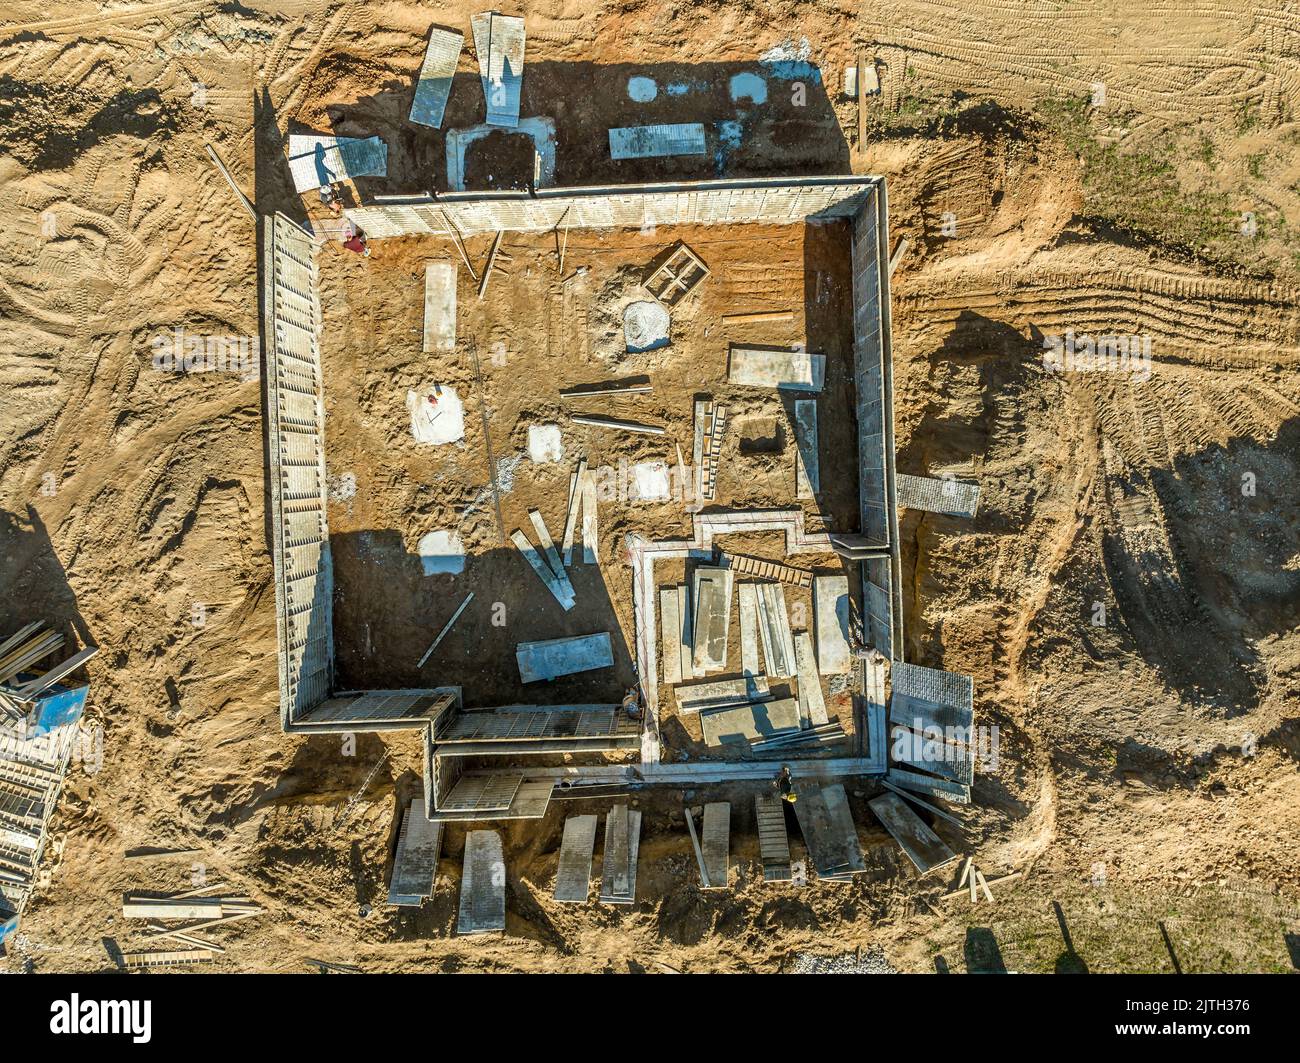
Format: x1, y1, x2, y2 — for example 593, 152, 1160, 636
644, 241, 709, 307
722, 552, 813, 589
700, 402, 727, 500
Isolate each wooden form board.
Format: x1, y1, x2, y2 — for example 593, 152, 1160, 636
700, 697, 800, 747
553, 814, 598, 903
510, 529, 575, 610
868, 792, 958, 875
423, 262, 456, 352
691, 566, 733, 674
457, 830, 506, 934
561, 458, 586, 565
814, 576, 852, 675
599, 805, 641, 905
610, 123, 707, 160
890, 724, 975, 785
701, 802, 730, 889
580, 469, 598, 563
793, 631, 830, 727
755, 793, 792, 881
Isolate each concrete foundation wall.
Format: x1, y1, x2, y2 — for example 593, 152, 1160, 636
346, 175, 878, 239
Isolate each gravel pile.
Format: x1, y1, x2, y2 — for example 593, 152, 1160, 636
789, 949, 896, 974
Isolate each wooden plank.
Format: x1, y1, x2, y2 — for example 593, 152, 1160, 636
701, 802, 730, 889
793, 631, 829, 727
879, 778, 965, 828
868, 792, 958, 875
692, 398, 706, 499
553, 814, 598, 903
755, 792, 792, 881
417, 591, 474, 668
120, 948, 215, 968
457, 830, 506, 934
660, 587, 682, 686
510, 528, 575, 610
721, 310, 793, 324
528, 509, 573, 596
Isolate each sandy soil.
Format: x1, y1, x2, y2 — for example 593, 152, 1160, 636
1, 1, 1298, 973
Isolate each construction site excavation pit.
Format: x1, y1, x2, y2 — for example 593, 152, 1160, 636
264, 175, 902, 824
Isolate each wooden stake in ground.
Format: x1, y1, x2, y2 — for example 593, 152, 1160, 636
478, 231, 504, 299
857, 47, 867, 147
416, 591, 474, 668
204, 143, 256, 222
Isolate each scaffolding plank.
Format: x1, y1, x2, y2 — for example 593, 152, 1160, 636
701, 802, 730, 889
609, 123, 706, 160
510, 529, 575, 610
457, 830, 506, 934
553, 814, 598, 903
410, 27, 463, 128
755, 793, 792, 881
387, 798, 443, 906
868, 792, 958, 875
422, 261, 456, 352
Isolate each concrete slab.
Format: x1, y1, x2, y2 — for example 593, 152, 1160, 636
660, 587, 682, 686
482, 13, 525, 127
727, 345, 825, 391
423, 262, 456, 352
677, 583, 695, 681
868, 792, 958, 875
794, 398, 819, 498
609, 122, 707, 159
756, 582, 796, 678
738, 582, 761, 681
793, 631, 829, 726
702, 802, 730, 889
410, 27, 463, 128
691, 566, 733, 674
896, 474, 980, 519
516, 633, 613, 683
814, 575, 851, 674
699, 696, 800, 746
631, 461, 671, 501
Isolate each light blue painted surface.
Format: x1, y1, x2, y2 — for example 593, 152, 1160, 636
516, 633, 614, 683
627, 76, 658, 102
729, 72, 767, 105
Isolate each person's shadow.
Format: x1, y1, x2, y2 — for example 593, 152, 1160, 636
1053, 901, 1090, 974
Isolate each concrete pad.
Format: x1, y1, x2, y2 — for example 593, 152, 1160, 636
423, 261, 456, 352
627, 76, 658, 102
516, 633, 614, 683
631, 461, 671, 501
407, 387, 465, 444
417, 529, 466, 575
691, 566, 733, 674
793, 631, 829, 726
814, 575, 851, 674
728, 346, 826, 391
527, 423, 564, 463
738, 582, 761, 681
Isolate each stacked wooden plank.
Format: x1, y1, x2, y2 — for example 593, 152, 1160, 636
694, 400, 728, 500
121, 885, 263, 956
755, 793, 793, 881
510, 509, 576, 609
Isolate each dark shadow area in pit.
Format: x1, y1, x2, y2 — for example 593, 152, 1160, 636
0, 505, 96, 667
330, 533, 634, 708
295, 57, 848, 196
